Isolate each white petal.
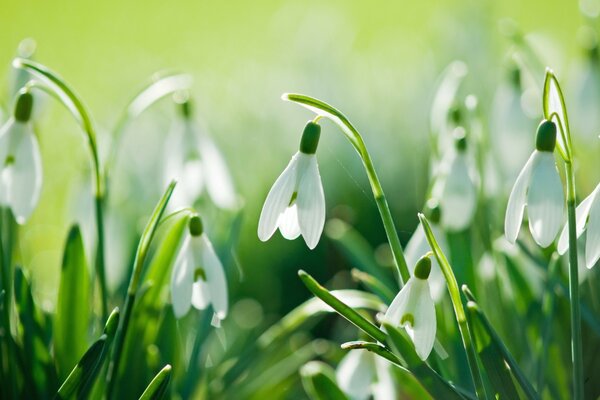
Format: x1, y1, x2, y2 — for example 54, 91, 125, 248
198, 134, 237, 209
277, 204, 301, 240
171, 237, 194, 318
199, 235, 228, 319
0, 120, 13, 205
439, 153, 477, 231
557, 186, 598, 254
372, 355, 397, 400
585, 191, 600, 269
383, 279, 414, 323
527, 152, 564, 247
546, 77, 568, 155
335, 350, 375, 400
405, 223, 446, 301
296, 154, 325, 249
411, 279, 436, 360
257, 153, 299, 241
505, 152, 536, 244
191, 280, 211, 310
8, 124, 42, 223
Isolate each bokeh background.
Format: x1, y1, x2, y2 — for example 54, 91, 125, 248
0, 0, 595, 324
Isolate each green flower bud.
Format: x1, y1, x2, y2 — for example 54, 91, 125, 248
414, 255, 432, 280
535, 120, 557, 153
189, 215, 203, 237
424, 199, 441, 224
14, 91, 33, 122
453, 127, 467, 152
299, 121, 321, 155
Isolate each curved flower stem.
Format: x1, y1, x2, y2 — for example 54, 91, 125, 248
105, 72, 192, 195
105, 181, 175, 399
13, 58, 108, 318
283, 93, 410, 286
565, 161, 583, 399
419, 214, 488, 400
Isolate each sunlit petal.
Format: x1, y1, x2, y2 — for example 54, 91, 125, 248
296, 154, 325, 249
335, 350, 375, 400
585, 191, 600, 269
198, 134, 237, 209
277, 204, 301, 239
411, 279, 436, 360
199, 235, 228, 319
258, 153, 299, 241
505, 151, 536, 243
383, 279, 413, 323
171, 237, 194, 318
440, 153, 477, 231
557, 186, 597, 254
527, 152, 564, 247
9, 124, 42, 223
405, 223, 446, 301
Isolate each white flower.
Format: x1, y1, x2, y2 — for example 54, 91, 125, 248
0, 91, 42, 224
433, 129, 477, 231
405, 203, 448, 302
171, 216, 228, 321
557, 183, 600, 269
258, 122, 325, 249
383, 256, 436, 360
336, 349, 396, 400
505, 120, 564, 248
165, 99, 237, 210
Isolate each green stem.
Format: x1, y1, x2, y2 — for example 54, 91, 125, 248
297, 270, 388, 344
13, 58, 108, 318
284, 94, 410, 285
536, 254, 559, 393
419, 214, 488, 400
565, 161, 583, 400
105, 182, 176, 399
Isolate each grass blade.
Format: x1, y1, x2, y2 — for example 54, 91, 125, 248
138, 364, 172, 400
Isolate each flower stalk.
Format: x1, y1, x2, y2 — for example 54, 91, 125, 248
284, 94, 410, 285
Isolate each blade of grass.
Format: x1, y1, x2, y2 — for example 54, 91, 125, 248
138, 364, 172, 400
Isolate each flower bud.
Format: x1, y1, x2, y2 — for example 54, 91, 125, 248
535, 120, 557, 152
414, 255, 432, 280
299, 121, 321, 155
453, 127, 467, 152
189, 215, 203, 236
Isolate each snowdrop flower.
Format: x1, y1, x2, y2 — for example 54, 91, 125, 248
557, 183, 600, 269
405, 200, 448, 302
165, 98, 237, 210
0, 90, 42, 224
171, 215, 228, 321
336, 349, 396, 400
258, 121, 325, 249
433, 128, 478, 231
384, 255, 436, 360
505, 120, 564, 248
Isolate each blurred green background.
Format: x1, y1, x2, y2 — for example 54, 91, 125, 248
0, 0, 590, 317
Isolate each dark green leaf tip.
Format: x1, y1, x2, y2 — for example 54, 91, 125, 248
189, 215, 203, 237
299, 121, 321, 155
535, 119, 557, 152
414, 255, 432, 280
14, 90, 34, 122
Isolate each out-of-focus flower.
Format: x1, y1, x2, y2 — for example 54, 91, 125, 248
433, 128, 478, 231
258, 121, 325, 249
0, 90, 42, 223
336, 349, 396, 400
384, 255, 436, 360
165, 98, 237, 210
557, 183, 600, 269
405, 200, 448, 302
505, 120, 564, 248
171, 215, 228, 321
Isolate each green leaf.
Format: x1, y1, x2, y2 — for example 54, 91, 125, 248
138, 364, 172, 400
54, 225, 91, 379
54, 335, 107, 400
300, 361, 349, 400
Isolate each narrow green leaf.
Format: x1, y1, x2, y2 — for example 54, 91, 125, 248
341, 341, 403, 367
55, 225, 91, 379
54, 335, 107, 400
300, 361, 349, 400
138, 364, 172, 400
298, 270, 387, 344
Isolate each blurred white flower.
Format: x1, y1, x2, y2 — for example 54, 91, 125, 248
384, 256, 436, 360
258, 121, 325, 249
171, 215, 228, 321
505, 120, 564, 248
336, 349, 396, 400
165, 99, 237, 210
405, 201, 448, 302
0, 91, 42, 224
433, 128, 478, 231
557, 183, 600, 269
